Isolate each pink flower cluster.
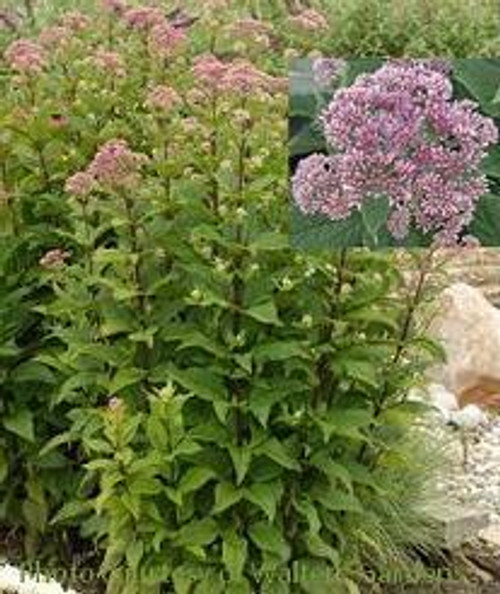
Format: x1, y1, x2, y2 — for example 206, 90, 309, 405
192, 54, 281, 95
40, 248, 71, 269
4, 39, 47, 74
225, 18, 273, 46
312, 58, 347, 89
145, 84, 181, 112
60, 10, 90, 31
123, 6, 164, 30
38, 26, 71, 49
288, 9, 329, 31
148, 21, 186, 59
292, 61, 498, 245
65, 171, 95, 198
66, 139, 148, 194
100, 0, 127, 16
93, 48, 126, 77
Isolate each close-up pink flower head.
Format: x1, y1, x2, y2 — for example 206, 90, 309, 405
292, 60, 499, 246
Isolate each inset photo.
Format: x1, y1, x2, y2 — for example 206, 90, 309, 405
290, 58, 500, 248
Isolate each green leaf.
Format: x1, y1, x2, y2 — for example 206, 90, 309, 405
3, 409, 35, 442
309, 451, 353, 493
253, 341, 307, 363
0, 449, 8, 483
172, 564, 204, 594
468, 194, 500, 246
314, 488, 364, 513
193, 572, 225, 594
224, 579, 252, 594
126, 540, 144, 574
38, 432, 73, 458
244, 480, 283, 522
243, 301, 282, 326
167, 365, 226, 402
454, 59, 500, 115
178, 466, 216, 496
176, 518, 218, 548
249, 385, 282, 427
9, 361, 56, 385
314, 408, 373, 444
51, 500, 93, 524
213, 481, 242, 514
248, 232, 290, 252
254, 438, 300, 471
248, 521, 290, 562
304, 533, 339, 568
293, 497, 321, 535
222, 528, 247, 581
360, 195, 391, 247
227, 444, 252, 486
107, 368, 144, 395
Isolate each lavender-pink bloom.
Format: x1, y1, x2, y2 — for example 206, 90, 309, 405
65, 171, 95, 198
312, 58, 347, 90
293, 61, 498, 245
145, 84, 181, 112
148, 22, 186, 59
87, 139, 148, 189
4, 39, 47, 74
123, 6, 165, 30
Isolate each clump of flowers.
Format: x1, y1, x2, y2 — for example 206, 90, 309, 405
292, 61, 498, 245
86, 139, 148, 190
64, 171, 95, 198
148, 22, 186, 59
312, 58, 347, 90
100, 0, 127, 16
38, 26, 71, 50
39, 248, 71, 269
4, 39, 47, 74
92, 48, 126, 77
224, 18, 274, 47
192, 54, 278, 96
145, 84, 181, 113
123, 6, 165, 30
60, 10, 90, 32
288, 9, 329, 31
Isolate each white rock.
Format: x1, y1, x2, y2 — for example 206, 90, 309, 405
427, 282, 500, 398
449, 404, 487, 429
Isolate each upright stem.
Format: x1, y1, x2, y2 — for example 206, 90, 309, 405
209, 94, 219, 215
34, 142, 51, 191
1, 161, 19, 237
357, 249, 434, 465
312, 248, 348, 410
24, 0, 35, 28
230, 110, 250, 447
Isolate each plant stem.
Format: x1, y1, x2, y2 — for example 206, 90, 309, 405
357, 249, 434, 466
312, 248, 348, 410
